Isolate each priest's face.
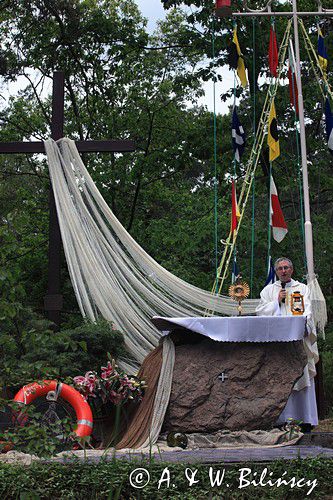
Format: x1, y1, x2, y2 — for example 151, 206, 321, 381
275, 260, 293, 283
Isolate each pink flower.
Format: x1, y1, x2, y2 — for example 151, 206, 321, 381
110, 390, 124, 405
73, 375, 86, 385
101, 361, 114, 379
74, 371, 99, 398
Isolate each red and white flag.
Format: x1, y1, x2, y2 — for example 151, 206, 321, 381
270, 175, 288, 242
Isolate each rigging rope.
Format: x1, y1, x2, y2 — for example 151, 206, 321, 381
250, 16, 256, 296
288, 38, 307, 273
212, 18, 219, 292
210, 19, 293, 301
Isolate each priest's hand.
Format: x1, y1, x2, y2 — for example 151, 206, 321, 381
278, 289, 287, 304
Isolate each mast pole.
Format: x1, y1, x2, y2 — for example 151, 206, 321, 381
292, 0, 315, 280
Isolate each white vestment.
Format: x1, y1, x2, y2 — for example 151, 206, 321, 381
256, 279, 319, 424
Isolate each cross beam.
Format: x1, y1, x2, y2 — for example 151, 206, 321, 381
231, 11, 333, 17
0, 71, 135, 328
0, 140, 135, 154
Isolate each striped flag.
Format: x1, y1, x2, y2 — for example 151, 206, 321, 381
318, 28, 328, 76
325, 98, 333, 155
228, 26, 248, 87
270, 176, 288, 243
231, 180, 241, 240
267, 99, 280, 162
268, 24, 279, 77
232, 107, 246, 162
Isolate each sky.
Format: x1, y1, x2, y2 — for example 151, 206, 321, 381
135, 0, 231, 114
136, 0, 166, 32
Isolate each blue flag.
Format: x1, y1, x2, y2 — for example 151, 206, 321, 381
325, 98, 333, 155
232, 107, 246, 162
265, 256, 276, 286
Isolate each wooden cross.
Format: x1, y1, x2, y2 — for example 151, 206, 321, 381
218, 371, 228, 383
0, 71, 135, 328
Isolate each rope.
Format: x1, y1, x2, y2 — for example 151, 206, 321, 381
299, 19, 333, 101
209, 19, 292, 301
232, 73, 237, 283
212, 18, 219, 293
266, 18, 275, 278
250, 16, 256, 297
289, 39, 307, 273
267, 163, 272, 271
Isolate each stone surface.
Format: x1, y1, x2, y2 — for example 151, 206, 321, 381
163, 337, 307, 433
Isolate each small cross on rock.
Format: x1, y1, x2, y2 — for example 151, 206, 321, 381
218, 371, 228, 383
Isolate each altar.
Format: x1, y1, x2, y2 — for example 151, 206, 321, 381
152, 315, 317, 431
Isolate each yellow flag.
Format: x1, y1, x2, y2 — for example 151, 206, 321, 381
267, 99, 280, 161
233, 27, 248, 88
318, 28, 328, 77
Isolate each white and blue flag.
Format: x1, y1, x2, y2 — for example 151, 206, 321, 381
265, 256, 276, 286
232, 107, 246, 162
325, 98, 333, 155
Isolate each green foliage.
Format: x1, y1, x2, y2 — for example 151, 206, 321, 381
0, 400, 74, 458
0, 457, 332, 498
0, 310, 125, 394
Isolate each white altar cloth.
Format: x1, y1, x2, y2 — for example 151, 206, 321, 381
152, 315, 306, 342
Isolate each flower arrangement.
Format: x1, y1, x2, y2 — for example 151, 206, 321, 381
284, 417, 303, 440
73, 359, 146, 407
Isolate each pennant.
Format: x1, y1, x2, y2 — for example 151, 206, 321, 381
228, 26, 248, 87
232, 255, 239, 284
267, 99, 280, 162
215, 0, 232, 17
232, 107, 246, 162
325, 98, 333, 155
265, 256, 276, 286
268, 25, 279, 77
231, 180, 241, 239
318, 28, 328, 76
288, 41, 299, 114
270, 175, 288, 243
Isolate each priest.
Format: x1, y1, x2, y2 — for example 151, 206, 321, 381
256, 257, 319, 429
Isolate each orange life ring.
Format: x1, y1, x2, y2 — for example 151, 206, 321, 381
13, 380, 93, 438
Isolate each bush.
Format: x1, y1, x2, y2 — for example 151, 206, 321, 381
0, 309, 126, 395
0, 458, 332, 499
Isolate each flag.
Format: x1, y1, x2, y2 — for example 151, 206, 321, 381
270, 175, 288, 243
325, 98, 333, 155
288, 41, 299, 114
267, 99, 280, 162
232, 107, 246, 161
318, 28, 328, 76
232, 255, 239, 284
231, 180, 241, 239
228, 26, 248, 87
265, 256, 276, 286
268, 25, 279, 77
215, 0, 232, 17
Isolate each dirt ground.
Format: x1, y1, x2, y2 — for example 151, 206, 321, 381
315, 419, 333, 432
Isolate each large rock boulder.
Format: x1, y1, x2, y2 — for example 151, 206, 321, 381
163, 336, 307, 433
